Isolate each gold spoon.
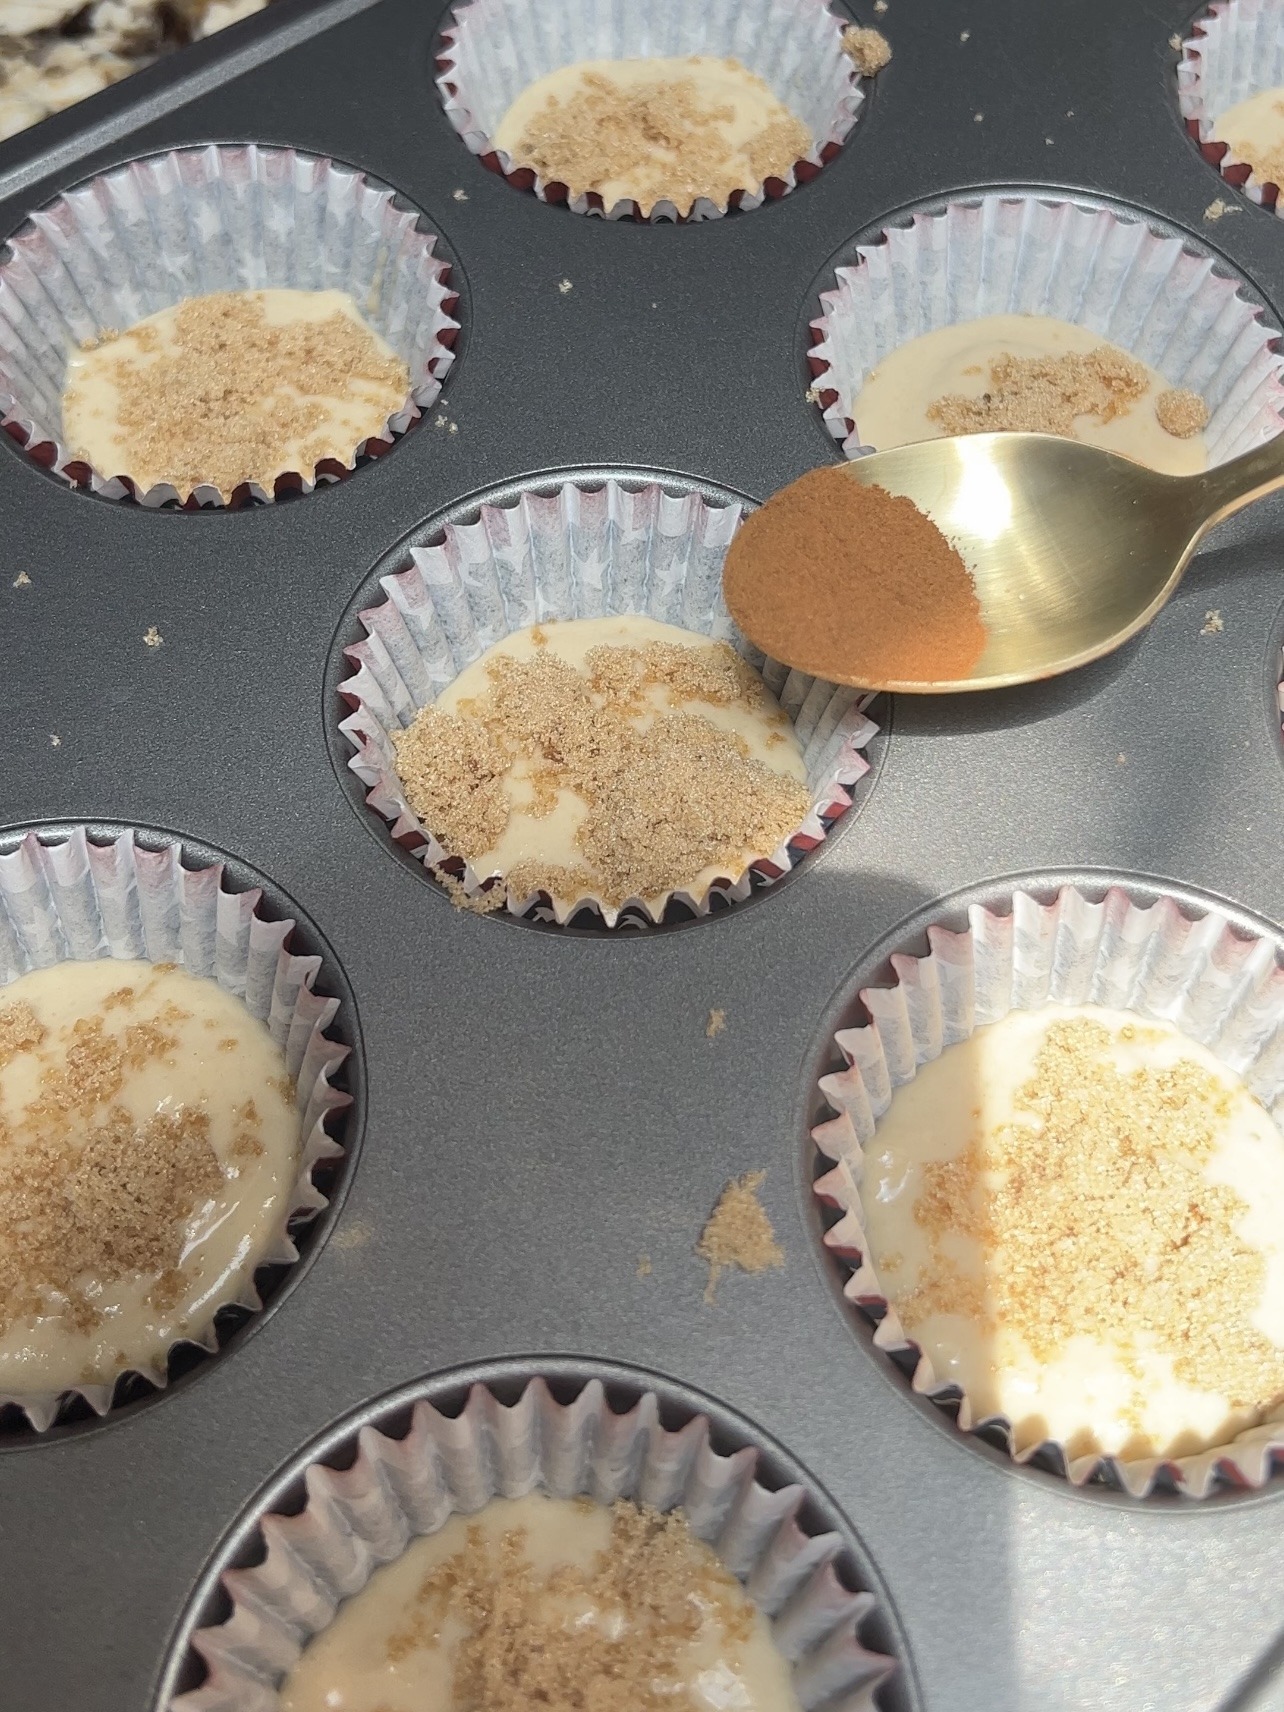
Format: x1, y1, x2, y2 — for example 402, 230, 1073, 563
727, 432, 1284, 693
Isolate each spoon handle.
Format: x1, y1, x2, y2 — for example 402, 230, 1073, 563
1187, 432, 1284, 531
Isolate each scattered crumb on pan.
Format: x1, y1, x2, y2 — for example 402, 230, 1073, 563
697, 1169, 783, 1304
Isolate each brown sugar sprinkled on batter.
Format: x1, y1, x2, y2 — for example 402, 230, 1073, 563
393, 711, 512, 865
0, 992, 250, 1338
926, 346, 1153, 437
698, 1169, 784, 1303
384, 1500, 751, 1705
841, 25, 892, 76
1155, 387, 1210, 439
893, 1018, 1284, 1441
508, 63, 811, 216
65, 291, 409, 500
392, 640, 809, 910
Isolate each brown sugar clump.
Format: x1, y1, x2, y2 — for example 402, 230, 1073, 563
393, 639, 810, 910
722, 465, 986, 686
841, 25, 892, 76
896, 1019, 1284, 1443
385, 1500, 752, 1704
437, 871, 509, 916
698, 1169, 784, 1303
927, 346, 1151, 437
0, 1001, 45, 1068
510, 64, 811, 215
1155, 387, 1210, 439
66, 291, 409, 499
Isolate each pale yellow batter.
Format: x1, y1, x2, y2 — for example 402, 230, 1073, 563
852, 314, 1207, 475
409, 614, 808, 910
1212, 86, 1284, 189
863, 1004, 1284, 1461
62, 287, 409, 499
0, 958, 300, 1395
279, 1492, 800, 1712
493, 56, 811, 215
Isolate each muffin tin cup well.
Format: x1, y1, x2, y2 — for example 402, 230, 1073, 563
0, 825, 352, 1432
1178, 0, 1284, 211
435, 0, 866, 222
0, 143, 460, 507
165, 1362, 900, 1712
336, 474, 879, 929
807, 189, 1284, 462
811, 878, 1284, 1499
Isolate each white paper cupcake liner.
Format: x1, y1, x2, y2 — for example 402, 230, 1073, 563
0, 826, 351, 1430
170, 1371, 896, 1712
0, 144, 459, 506
436, 0, 864, 221
811, 880, 1284, 1499
1178, 1, 1284, 209
337, 477, 879, 928
809, 192, 1284, 466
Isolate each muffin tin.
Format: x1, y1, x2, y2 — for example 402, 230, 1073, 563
3, 0, 1284, 1707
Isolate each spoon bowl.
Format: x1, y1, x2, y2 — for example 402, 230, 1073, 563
735, 432, 1284, 693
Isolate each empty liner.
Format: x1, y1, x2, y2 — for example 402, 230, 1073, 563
0, 143, 459, 505
0, 826, 351, 1430
170, 1371, 896, 1711
337, 478, 879, 928
1178, 0, 1284, 209
809, 192, 1284, 463
436, 0, 865, 221
812, 881, 1284, 1498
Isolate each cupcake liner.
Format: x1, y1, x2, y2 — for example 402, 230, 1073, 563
169, 1370, 896, 1712
809, 192, 1284, 466
435, 0, 864, 222
0, 826, 351, 1431
337, 477, 879, 928
1178, 1, 1284, 210
811, 881, 1284, 1498
0, 143, 459, 506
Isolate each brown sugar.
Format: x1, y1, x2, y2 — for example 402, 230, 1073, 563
1155, 387, 1210, 439
0, 1000, 44, 1068
0, 986, 245, 1339
509, 63, 811, 216
697, 1169, 784, 1303
841, 26, 892, 76
895, 1018, 1284, 1439
721, 464, 986, 686
383, 1500, 752, 1706
392, 639, 810, 910
926, 346, 1151, 436
65, 290, 409, 499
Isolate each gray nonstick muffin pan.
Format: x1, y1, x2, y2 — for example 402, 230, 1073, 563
2, 1, 1284, 1708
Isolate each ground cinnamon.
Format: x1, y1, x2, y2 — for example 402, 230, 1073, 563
721, 465, 986, 685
